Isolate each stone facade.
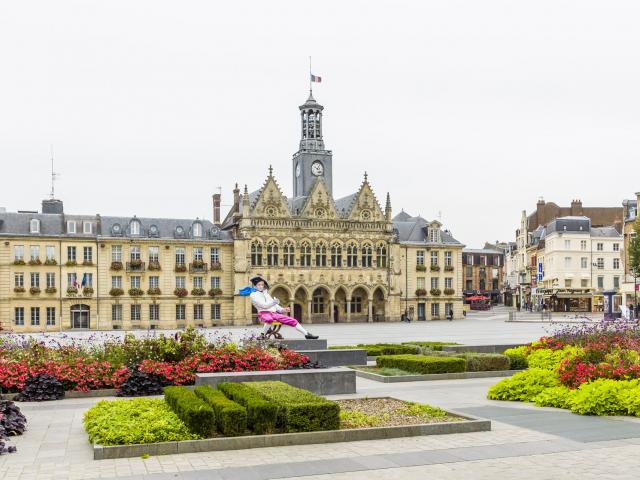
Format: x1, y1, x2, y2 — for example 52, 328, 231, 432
0, 92, 465, 331
462, 248, 504, 304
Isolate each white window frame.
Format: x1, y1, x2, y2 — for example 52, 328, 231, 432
193, 222, 203, 238
30, 307, 40, 326
211, 276, 220, 289
14, 273, 24, 287
193, 276, 203, 289
46, 245, 55, 261
111, 245, 122, 262
112, 276, 122, 288
211, 304, 221, 320
131, 304, 141, 321
130, 220, 141, 236
67, 221, 76, 234
83, 221, 92, 234
112, 304, 123, 321
194, 304, 203, 320
14, 245, 24, 261
15, 307, 24, 326
416, 251, 425, 266
131, 276, 141, 289
210, 247, 220, 264
46, 272, 55, 288
46, 307, 56, 326
150, 304, 160, 321
176, 304, 186, 321
149, 276, 159, 289
30, 218, 40, 233
176, 276, 186, 289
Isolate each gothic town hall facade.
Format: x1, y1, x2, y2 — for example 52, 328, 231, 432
0, 93, 465, 332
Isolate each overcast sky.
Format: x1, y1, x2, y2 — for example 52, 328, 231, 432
1, 1, 639, 247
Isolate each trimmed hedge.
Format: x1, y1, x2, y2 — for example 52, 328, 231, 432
246, 381, 340, 433
330, 343, 420, 356
456, 353, 510, 372
194, 385, 247, 437
217, 382, 278, 434
402, 341, 458, 351
164, 386, 215, 437
376, 355, 466, 374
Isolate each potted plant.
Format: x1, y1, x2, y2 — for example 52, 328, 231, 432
415, 288, 427, 297
129, 258, 143, 268
44, 258, 57, 266
148, 261, 161, 271
109, 287, 124, 297
83, 287, 94, 296
174, 264, 187, 273
67, 287, 78, 295
45, 287, 57, 294
444, 288, 455, 296
13, 259, 25, 266
208, 288, 223, 297
191, 288, 206, 296
65, 260, 77, 267
13, 286, 25, 293
147, 287, 162, 296
29, 286, 41, 295
128, 288, 144, 297
191, 259, 205, 268
28, 258, 42, 266
430, 265, 441, 272
430, 288, 442, 296
82, 260, 94, 266
210, 262, 222, 270
174, 288, 188, 298
416, 264, 426, 272
444, 265, 454, 272
110, 261, 123, 271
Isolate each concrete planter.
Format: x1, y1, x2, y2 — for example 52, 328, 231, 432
270, 339, 328, 350
297, 349, 367, 367
195, 367, 356, 395
92, 405, 490, 460
354, 369, 524, 383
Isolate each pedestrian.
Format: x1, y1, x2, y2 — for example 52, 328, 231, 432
447, 306, 454, 321
245, 275, 319, 339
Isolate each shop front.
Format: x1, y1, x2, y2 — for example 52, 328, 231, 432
544, 291, 592, 312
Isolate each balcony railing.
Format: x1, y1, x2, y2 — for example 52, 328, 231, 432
126, 261, 146, 272
189, 262, 208, 273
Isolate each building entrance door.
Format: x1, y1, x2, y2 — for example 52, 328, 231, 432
70, 304, 90, 329
294, 304, 302, 322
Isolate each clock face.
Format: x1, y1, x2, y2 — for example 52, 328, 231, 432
311, 161, 324, 176
295, 163, 301, 177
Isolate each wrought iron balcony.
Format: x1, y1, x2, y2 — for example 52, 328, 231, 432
189, 261, 208, 273
126, 261, 146, 272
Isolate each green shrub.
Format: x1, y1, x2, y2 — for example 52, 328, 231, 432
617, 382, 640, 416
246, 381, 340, 433
376, 355, 466, 374
330, 344, 420, 356
83, 398, 197, 445
402, 341, 458, 351
533, 386, 576, 409
527, 346, 581, 371
164, 386, 215, 437
504, 346, 529, 370
570, 379, 638, 416
487, 369, 560, 402
217, 382, 278, 434
458, 353, 510, 372
339, 410, 384, 428
194, 385, 247, 436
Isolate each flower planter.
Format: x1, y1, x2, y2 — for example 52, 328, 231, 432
416, 265, 426, 272
29, 287, 41, 295
28, 259, 42, 266
109, 288, 124, 297
44, 259, 58, 266
65, 261, 77, 267
147, 288, 162, 296
430, 289, 442, 296
83, 287, 95, 296
430, 265, 441, 272
128, 288, 144, 297
67, 288, 78, 296
443, 289, 455, 296
13, 260, 26, 266
110, 261, 123, 271
208, 288, 223, 297
174, 288, 188, 298
415, 289, 427, 297
174, 264, 187, 273
444, 265, 454, 272
191, 288, 206, 297
45, 287, 57, 294
13, 287, 26, 294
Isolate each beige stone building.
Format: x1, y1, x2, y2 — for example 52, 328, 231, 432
0, 92, 465, 331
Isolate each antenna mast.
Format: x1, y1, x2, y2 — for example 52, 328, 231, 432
50, 145, 59, 199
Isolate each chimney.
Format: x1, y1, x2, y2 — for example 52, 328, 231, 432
212, 193, 221, 224
42, 199, 64, 214
571, 199, 583, 216
232, 183, 240, 213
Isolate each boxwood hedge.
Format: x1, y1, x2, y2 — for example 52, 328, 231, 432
245, 381, 340, 433
194, 385, 247, 437
164, 386, 215, 437
376, 355, 466, 374
217, 382, 278, 434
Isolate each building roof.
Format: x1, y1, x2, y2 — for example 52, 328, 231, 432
545, 216, 591, 236
392, 212, 462, 246
0, 209, 233, 241
333, 193, 357, 216
527, 199, 623, 232
590, 226, 621, 238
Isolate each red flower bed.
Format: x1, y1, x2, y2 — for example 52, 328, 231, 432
559, 356, 640, 389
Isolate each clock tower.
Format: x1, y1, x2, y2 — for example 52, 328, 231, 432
292, 92, 333, 198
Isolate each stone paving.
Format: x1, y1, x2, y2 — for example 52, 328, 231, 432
2, 315, 631, 480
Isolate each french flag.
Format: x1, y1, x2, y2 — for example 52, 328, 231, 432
310, 73, 322, 83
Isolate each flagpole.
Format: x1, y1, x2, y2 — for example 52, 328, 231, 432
309, 56, 312, 95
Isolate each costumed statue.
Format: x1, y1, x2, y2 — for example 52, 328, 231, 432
240, 275, 319, 339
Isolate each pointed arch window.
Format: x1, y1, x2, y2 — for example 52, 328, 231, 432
266, 240, 279, 267
315, 242, 327, 267
300, 241, 312, 267
376, 243, 387, 268
283, 240, 295, 267
331, 243, 342, 267
347, 242, 358, 268
251, 241, 263, 267
361, 243, 373, 268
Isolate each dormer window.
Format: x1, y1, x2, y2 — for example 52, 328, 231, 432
149, 225, 159, 237
429, 227, 440, 243
30, 219, 40, 234
192, 222, 202, 238
130, 220, 141, 236
83, 221, 92, 234
67, 221, 76, 234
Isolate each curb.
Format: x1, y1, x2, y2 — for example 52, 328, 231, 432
92, 405, 491, 459
353, 369, 524, 383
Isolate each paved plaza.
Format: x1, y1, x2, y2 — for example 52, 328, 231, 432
3, 310, 636, 480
